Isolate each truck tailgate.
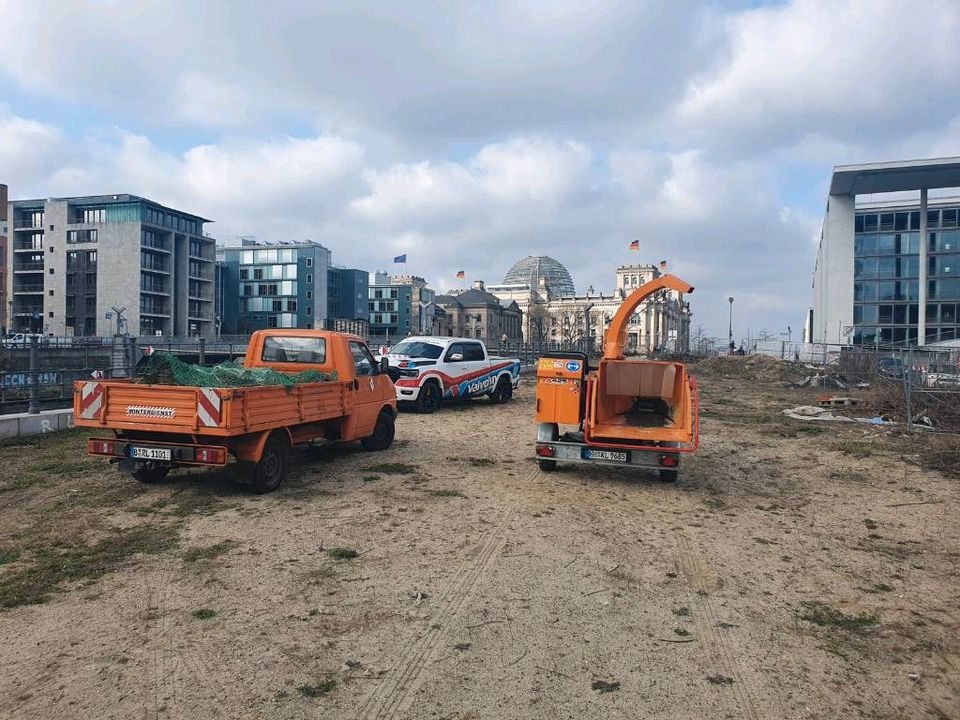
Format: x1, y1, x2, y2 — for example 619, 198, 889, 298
74, 380, 351, 436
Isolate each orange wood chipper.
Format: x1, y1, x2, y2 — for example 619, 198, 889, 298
534, 274, 699, 481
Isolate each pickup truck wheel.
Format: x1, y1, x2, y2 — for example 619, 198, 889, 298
361, 411, 395, 451
490, 376, 513, 404
131, 465, 170, 484
251, 436, 288, 494
416, 381, 441, 414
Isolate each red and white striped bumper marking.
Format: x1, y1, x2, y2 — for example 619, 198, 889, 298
197, 388, 222, 427
79, 381, 104, 420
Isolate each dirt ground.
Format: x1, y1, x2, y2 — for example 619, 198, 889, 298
0, 357, 958, 720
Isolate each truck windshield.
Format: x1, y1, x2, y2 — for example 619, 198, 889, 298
262, 336, 326, 364
390, 341, 443, 359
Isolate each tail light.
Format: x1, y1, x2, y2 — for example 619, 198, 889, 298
88, 439, 118, 456
194, 447, 226, 464
659, 454, 679, 467
536, 445, 556, 458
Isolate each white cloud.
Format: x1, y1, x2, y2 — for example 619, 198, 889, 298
0, 108, 69, 188
676, 0, 960, 155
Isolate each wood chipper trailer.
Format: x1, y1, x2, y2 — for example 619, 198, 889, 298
534, 274, 699, 481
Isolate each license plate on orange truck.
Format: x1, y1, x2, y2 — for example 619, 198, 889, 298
130, 446, 172, 461
582, 449, 628, 462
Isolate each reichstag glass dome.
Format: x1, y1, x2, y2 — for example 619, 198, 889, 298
503, 255, 576, 297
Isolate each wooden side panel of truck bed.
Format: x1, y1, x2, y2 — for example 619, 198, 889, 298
74, 380, 351, 437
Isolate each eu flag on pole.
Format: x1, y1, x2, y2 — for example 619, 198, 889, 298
393, 254, 407, 263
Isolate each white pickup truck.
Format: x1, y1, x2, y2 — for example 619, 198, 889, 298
381, 336, 521, 413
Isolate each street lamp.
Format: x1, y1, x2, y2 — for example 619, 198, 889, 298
728, 297, 735, 353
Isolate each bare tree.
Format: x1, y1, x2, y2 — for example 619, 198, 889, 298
558, 308, 585, 344
528, 302, 551, 342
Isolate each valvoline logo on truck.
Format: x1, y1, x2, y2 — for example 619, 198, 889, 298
565, 360, 581, 373
444, 360, 520, 399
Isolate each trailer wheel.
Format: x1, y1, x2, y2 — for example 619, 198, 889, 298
416, 381, 441, 414
361, 410, 395, 451
250, 435, 288, 494
658, 469, 678, 483
538, 458, 557, 472
490, 376, 513, 404
537, 422, 558, 472
131, 465, 169, 484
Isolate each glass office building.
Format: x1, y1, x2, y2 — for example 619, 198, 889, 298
853, 202, 960, 345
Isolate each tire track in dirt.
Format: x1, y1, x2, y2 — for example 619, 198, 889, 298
355, 502, 519, 720
675, 531, 764, 720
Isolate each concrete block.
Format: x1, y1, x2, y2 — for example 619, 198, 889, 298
0, 416, 19, 439
58, 410, 76, 431
18, 414, 58, 436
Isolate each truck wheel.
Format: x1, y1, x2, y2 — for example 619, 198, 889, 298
131, 465, 169, 484
490, 376, 513, 404
250, 435, 288, 494
361, 410, 395, 451
416, 381, 441, 414
659, 469, 679, 483
538, 459, 557, 472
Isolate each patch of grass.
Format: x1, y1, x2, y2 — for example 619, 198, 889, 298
753, 537, 778, 545
362, 475, 380, 483
303, 566, 336, 584
704, 498, 726, 510
828, 441, 874, 458
674, 627, 690, 637
165, 490, 231, 517
364, 463, 418, 475
864, 518, 879, 530
298, 680, 336, 698
591, 679, 620, 693
182, 540, 235, 562
799, 601, 878, 631
191, 608, 217, 620
706, 675, 734, 685
0, 525, 179, 609
428, 489, 466, 498
327, 547, 358, 560
672, 606, 691, 617
466, 457, 495, 467
0, 547, 21, 565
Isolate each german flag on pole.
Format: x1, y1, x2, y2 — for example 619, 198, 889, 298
456, 270, 465, 279
629, 240, 639, 252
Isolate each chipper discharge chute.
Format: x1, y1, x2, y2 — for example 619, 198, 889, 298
534, 274, 699, 481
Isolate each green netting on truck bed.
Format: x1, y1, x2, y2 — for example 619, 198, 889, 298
139, 352, 337, 388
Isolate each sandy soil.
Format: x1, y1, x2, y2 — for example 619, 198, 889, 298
0, 358, 957, 720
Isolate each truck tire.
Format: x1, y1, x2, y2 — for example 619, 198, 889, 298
361, 410, 395, 451
131, 465, 170, 484
538, 458, 557, 472
490, 376, 513, 404
250, 435, 288, 494
416, 381, 441, 414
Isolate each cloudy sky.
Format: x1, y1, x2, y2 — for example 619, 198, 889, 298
3, 0, 960, 338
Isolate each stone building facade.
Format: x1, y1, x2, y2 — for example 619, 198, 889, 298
435, 281, 523, 343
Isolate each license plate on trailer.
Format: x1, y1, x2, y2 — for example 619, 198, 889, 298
130, 446, 172, 461
583, 449, 629, 462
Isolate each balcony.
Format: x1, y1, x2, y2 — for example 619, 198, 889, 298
13, 240, 44, 252
140, 259, 169, 273
13, 284, 44, 294
13, 262, 44, 273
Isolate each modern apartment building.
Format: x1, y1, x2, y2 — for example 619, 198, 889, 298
367, 273, 439, 340
811, 157, 960, 346
6, 194, 215, 337
328, 266, 370, 321
218, 240, 331, 334
0, 184, 7, 333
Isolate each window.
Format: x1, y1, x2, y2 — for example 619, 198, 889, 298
306, 306, 312, 316
306, 274, 312, 284
445, 342, 466, 361
464, 342, 485, 360
306, 258, 313, 267
349, 341, 376, 376
307, 290, 313, 300
273, 299, 283, 311
49, 247, 54, 253
240, 269, 249, 280
49, 268, 54, 275
261, 336, 326, 363
254, 268, 264, 280
67, 229, 98, 244
895, 212, 909, 231
287, 300, 297, 312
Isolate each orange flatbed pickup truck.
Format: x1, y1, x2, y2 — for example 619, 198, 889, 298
74, 330, 397, 493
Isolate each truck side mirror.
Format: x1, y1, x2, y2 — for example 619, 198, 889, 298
380, 356, 390, 375
450, 353, 463, 362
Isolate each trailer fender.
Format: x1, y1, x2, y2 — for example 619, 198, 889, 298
232, 428, 292, 462
537, 422, 559, 443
